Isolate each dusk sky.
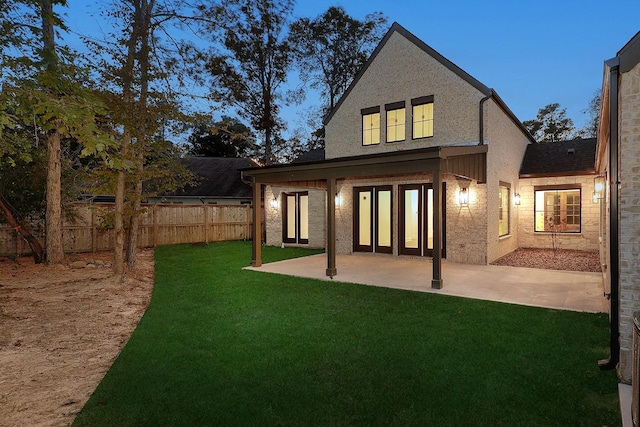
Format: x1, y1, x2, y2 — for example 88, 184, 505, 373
63, 0, 640, 136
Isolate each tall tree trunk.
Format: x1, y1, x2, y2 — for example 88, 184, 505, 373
126, 0, 152, 268
113, 132, 130, 276
0, 197, 45, 263
41, 0, 64, 264
45, 126, 63, 264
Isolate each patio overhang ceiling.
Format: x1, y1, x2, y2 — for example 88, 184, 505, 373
242, 145, 487, 185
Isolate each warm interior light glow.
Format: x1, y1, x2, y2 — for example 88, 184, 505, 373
457, 187, 469, 206
270, 196, 279, 209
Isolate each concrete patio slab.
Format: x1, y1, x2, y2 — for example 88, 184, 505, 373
246, 253, 607, 313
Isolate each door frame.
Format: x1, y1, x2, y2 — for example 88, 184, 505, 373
398, 183, 446, 257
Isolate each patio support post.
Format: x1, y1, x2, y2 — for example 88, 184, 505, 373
432, 167, 443, 288
326, 177, 337, 277
251, 178, 262, 267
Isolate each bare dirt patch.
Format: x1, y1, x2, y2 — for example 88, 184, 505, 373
0, 250, 154, 427
491, 248, 602, 272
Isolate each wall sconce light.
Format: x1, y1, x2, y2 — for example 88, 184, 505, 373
457, 187, 469, 206
335, 193, 342, 207
269, 195, 279, 209
592, 175, 605, 204
514, 193, 521, 206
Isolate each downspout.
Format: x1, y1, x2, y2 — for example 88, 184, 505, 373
599, 58, 620, 371
478, 91, 492, 145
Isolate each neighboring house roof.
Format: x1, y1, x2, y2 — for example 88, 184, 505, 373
519, 138, 597, 177
292, 148, 325, 164
166, 157, 258, 198
322, 22, 535, 143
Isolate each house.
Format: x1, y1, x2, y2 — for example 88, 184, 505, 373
147, 157, 258, 205
518, 138, 600, 252
596, 30, 640, 382
242, 23, 602, 291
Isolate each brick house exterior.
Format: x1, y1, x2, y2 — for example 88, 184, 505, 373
242, 23, 602, 290
597, 31, 640, 382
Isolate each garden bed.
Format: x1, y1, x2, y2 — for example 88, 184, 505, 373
491, 248, 602, 272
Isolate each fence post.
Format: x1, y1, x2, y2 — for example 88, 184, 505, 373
91, 208, 97, 252
153, 204, 159, 247
204, 205, 209, 244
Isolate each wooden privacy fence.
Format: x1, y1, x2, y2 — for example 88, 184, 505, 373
0, 203, 258, 257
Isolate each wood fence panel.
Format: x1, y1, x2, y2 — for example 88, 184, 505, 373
0, 203, 257, 257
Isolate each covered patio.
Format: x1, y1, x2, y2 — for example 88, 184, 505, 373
246, 254, 607, 313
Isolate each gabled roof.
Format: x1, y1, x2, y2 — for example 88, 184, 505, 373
519, 138, 597, 177
617, 30, 640, 73
165, 157, 258, 198
322, 22, 534, 143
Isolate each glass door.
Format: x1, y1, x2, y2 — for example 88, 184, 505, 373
399, 183, 445, 257
353, 186, 392, 253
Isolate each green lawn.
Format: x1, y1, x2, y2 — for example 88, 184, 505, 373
74, 241, 620, 426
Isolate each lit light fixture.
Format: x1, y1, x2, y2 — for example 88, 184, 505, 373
514, 193, 521, 206
269, 195, 279, 209
457, 187, 469, 206
335, 192, 342, 207
592, 175, 605, 204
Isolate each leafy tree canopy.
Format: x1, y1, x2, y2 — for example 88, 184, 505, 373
186, 116, 256, 158
288, 6, 387, 115
523, 103, 575, 142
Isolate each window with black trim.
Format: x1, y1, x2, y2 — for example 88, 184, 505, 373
534, 186, 581, 233
499, 183, 510, 237
282, 192, 309, 244
361, 106, 380, 146
385, 101, 406, 142
411, 95, 434, 139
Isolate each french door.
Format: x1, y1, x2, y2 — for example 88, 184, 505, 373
399, 183, 446, 257
353, 186, 392, 253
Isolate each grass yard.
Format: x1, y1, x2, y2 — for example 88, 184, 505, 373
74, 241, 620, 426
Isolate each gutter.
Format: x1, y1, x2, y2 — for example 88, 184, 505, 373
478, 92, 491, 145
599, 58, 620, 371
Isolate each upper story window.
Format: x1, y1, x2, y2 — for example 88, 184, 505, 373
412, 95, 434, 139
534, 185, 581, 233
385, 101, 406, 142
361, 106, 380, 146
499, 182, 510, 237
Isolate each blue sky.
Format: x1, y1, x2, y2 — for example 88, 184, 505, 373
62, 0, 640, 136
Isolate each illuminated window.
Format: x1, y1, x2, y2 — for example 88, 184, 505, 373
362, 106, 380, 146
385, 101, 406, 142
499, 183, 510, 237
412, 95, 434, 139
282, 192, 309, 244
534, 186, 581, 233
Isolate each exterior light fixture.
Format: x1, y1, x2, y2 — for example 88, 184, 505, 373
335, 193, 342, 207
457, 187, 469, 206
269, 195, 279, 209
593, 175, 605, 204
514, 193, 521, 206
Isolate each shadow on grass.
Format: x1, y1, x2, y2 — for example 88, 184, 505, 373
74, 241, 620, 426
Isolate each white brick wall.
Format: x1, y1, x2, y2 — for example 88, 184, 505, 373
484, 99, 531, 263
617, 62, 640, 381
264, 186, 326, 249
517, 175, 600, 252
325, 32, 485, 160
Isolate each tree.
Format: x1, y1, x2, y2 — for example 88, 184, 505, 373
187, 116, 255, 158
88, 0, 199, 272
203, 0, 294, 165
523, 103, 575, 142
1, 1, 113, 264
581, 91, 600, 138
288, 7, 387, 115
